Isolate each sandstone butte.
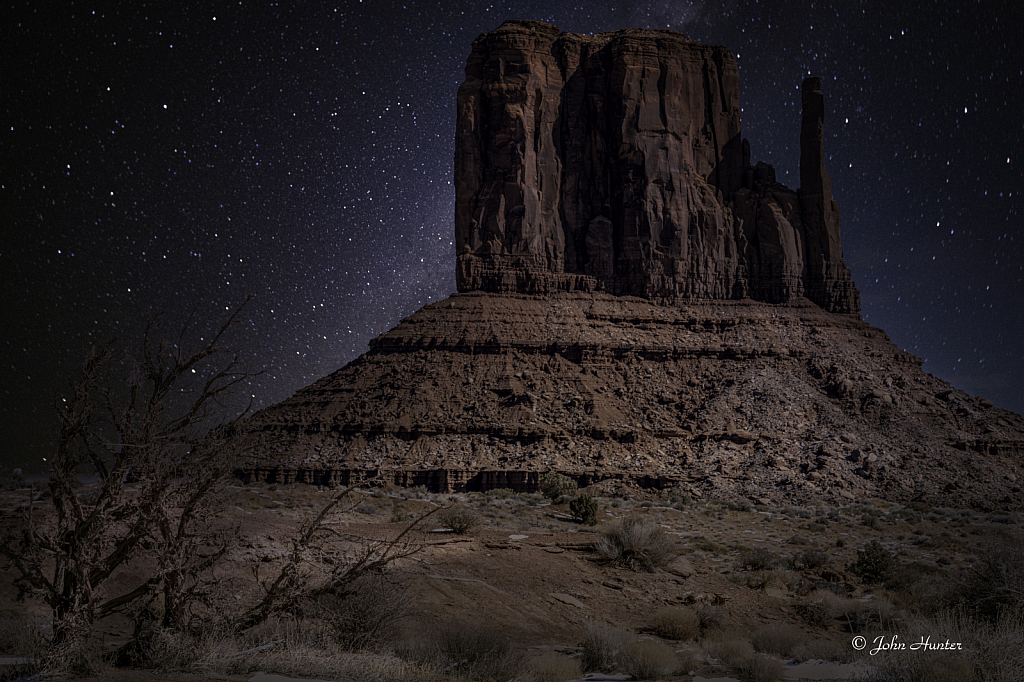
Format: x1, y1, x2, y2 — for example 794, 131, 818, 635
226, 20, 1024, 511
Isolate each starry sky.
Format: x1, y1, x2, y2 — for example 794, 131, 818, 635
3, 0, 1022, 473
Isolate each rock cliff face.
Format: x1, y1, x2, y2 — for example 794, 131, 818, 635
454, 20, 859, 313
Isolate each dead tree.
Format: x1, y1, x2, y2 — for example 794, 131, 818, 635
2, 297, 258, 647
235, 477, 441, 633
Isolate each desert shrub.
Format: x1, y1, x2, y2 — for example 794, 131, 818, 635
431, 624, 521, 681
805, 590, 894, 633
438, 507, 481, 535
751, 623, 803, 657
398, 485, 428, 499
695, 604, 724, 635
728, 499, 754, 513
694, 536, 726, 553
796, 548, 830, 570
737, 653, 784, 682
594, 516, 677, 571
951, 529, 1024, 621
579, 622, 628, 672
702, 631, 753, 667
355, 503, 378, 515
741, 548, 779, 571
848, 540, 898, 584
791, 637, 854, 663
795, 598, 834, 628
529, 651, 581, 682
868, 608, 1024, 682
742, 569, 789, 596
485, 487, 515, 499
619, 638, 677, 680
652, 606, 700, 640
316, 573, 409, 650
667, 490, 691, 508
569, 494, 599, 525
540, 473, 577, 500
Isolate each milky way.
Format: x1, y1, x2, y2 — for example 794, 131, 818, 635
3, 0, 1022, 471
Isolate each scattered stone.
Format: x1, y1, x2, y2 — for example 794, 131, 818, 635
663, 556, 695, 578
549, 593, 587, 609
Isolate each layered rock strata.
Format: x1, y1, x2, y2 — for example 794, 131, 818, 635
455, 21, 859, 313
232, 292, 1024, 510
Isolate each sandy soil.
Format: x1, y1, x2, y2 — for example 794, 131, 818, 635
1, 480, 1018, 681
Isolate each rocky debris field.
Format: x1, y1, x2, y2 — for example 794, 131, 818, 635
3, 480, 1021, 681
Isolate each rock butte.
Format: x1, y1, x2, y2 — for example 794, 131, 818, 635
229, 21, 1024, 510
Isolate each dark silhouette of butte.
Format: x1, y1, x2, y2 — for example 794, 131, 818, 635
230, 21, 1023, 510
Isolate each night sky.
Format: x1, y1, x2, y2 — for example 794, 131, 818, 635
3, 1, 1022, 473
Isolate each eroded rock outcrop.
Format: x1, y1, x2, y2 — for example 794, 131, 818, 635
221, 21, 1024, 510
455, 20, 859, 313
231, 292, 1024, 509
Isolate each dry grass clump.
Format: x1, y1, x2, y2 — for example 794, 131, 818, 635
741, 548, 780, 570
866, 608, 1024, 682
651, 606, 700, 640
428, 623, 522, 681
579, 622, 629, 672
790, 637, 855, 663
619, 638, 677, 680
528, 651, 582, 682
315, 574, 409, 650
737, 653, 784, 682
0, 610, 47, 678
799, 588, 895, 632
695, 604, 724, 635
702, 630, 753, 667
594, 516, 677, 571
751, 623, 803, 657
438, 507, 481, 534
741, 569, 789, 596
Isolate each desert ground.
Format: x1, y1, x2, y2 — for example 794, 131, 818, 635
2, 477, 1022, 682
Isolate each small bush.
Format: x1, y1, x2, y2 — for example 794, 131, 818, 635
540, 473, 577, 500
594, 516, 677, 571
695, 604, 724, 635
738, 653, 784, 682
667, 490, 691, 508
316, 573, 409, 650
432, 624, 521, 681
848, 539, 898, 584
570, 494, 599, 525
741, 548, 779, 571
751, 623, 803, 657
579, 622, 628, 672
791, 638, 854, 663
952, 529, 1024, 621
619, 638, 677, 680
652, 606, 700, 640
529, 651, 581, 682
796, 548, 830, 570
702, 632, 753, 667
438, 507, 481, 534
486, 487, 515, 499
795, 599, 834, 629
